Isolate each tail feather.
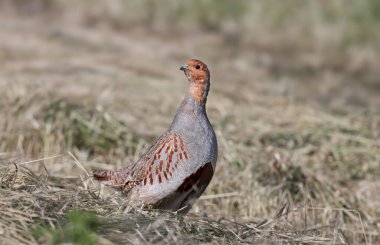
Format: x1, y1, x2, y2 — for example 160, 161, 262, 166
92, 168, 129, 189
92, 168, 114, 181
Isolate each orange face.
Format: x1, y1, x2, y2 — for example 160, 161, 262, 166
180, 59, 210, 83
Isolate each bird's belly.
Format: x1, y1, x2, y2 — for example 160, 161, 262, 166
131, 162, 214, 211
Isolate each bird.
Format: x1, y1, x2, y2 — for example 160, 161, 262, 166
92, 59, 218, 214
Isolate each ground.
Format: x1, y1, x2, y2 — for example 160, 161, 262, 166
0, 1, 379, 244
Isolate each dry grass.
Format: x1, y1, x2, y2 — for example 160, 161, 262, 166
0, 1, 380, 244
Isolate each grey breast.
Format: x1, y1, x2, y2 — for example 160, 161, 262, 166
169, 95, 218, 171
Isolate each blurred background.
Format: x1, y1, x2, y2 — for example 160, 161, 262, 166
1, 0, 380, 109
0, 0, 379, 244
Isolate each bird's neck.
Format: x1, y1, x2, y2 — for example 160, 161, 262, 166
169, 80, 210, 132
169, 93, 208, 132
188, 79, 210, 105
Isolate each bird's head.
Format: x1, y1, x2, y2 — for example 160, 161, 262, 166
180, 59, 210, 83
180, 59, 210, 104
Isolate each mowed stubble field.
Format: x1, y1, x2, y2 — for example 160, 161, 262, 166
0, 1, 379, 244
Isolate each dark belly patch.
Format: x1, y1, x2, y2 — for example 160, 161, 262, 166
177, 162, 213, 192
150, 162, 214, 213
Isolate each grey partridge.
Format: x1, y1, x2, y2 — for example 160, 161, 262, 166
93, 59, 218, 214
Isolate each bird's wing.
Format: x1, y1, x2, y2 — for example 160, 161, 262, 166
92, 132, 189, 190
128, 132, 190, 187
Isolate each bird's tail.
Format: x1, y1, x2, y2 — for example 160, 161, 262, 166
92, 168, 114, 181
92, 168, 129, 189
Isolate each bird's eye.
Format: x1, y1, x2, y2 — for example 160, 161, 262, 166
195, 65, 201, 70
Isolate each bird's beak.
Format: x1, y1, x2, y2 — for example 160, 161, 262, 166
179, 64, 188, 71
